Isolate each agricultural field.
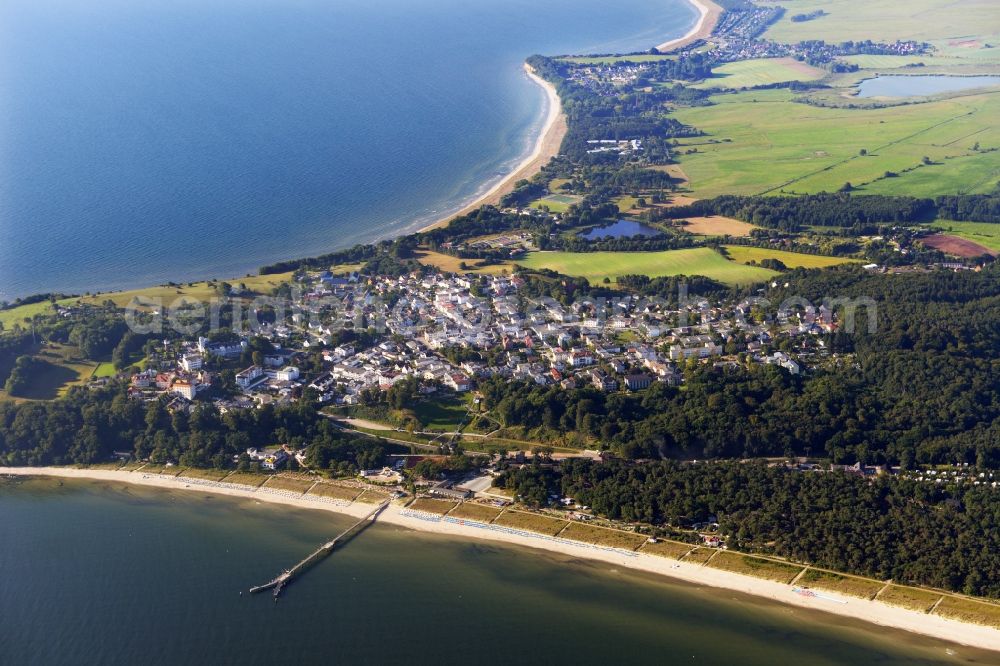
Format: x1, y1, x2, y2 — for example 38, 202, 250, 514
559, 522, 647, 550
707, 552, 804, 583
927, 220, 1000, 253
764, 0, 1000, 44
639, 539, 695, 560
796, 569, 885, 599
76, 272, 295, 309
493, 510, 569, 536
692, 57, 825, 90
669, 88, 1000, 198
678, 215, 756, 237
408, 498, 458, 514
447, 502, 504, 523
722, 245, 858, 269
516, 248, 777, 286
920, 233, 997, 257
413, 249, 511, 275
531, 193, 583, 213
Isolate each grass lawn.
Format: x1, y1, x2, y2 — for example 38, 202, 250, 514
76, 272, 295, 309
765, 0, 1000, 44
448, 502, 504, 523
692, 57, 826, 90
669, 88, 1000, 198
613, 195, 640, 212
722, 245, 858, 269
409, 395, 469, 431
413, 249, 511, 275
531, 194, 583, 214
262, 476, 315, 493
681, 547, 718, 565
307, 483, 362, 502
706, 552, 804, 583
639, 539, 695, 560
796, 569, 885, 599
0, 343, 101, 402
559, 522, 646, 550
928, 220, 1000, 252
0, 298, 78, 330
408, 498, 458, 514
879, 585, 943, 612
138, 464, 184, 476
355, 488, 392, 504
933, 595, 1000, 629
92, 362, 118, 378
220, 472, 269, 487
516, 248, 777, 286
493, 510, 569, 536
178, 468, 232, 482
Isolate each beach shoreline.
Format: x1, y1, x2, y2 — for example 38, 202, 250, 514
418, 63, 567, 233
656, 0, 721, 53
5, 465, 999, 653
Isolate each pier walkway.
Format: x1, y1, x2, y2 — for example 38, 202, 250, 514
249, 500, 390, 600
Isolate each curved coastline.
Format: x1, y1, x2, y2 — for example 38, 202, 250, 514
418, 63, 566, 232
656, 0, 721, 53
5, 466, 1000, 653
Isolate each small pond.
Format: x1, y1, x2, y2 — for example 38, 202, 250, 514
856, 75, 1000, 98
581, 219, 663, 240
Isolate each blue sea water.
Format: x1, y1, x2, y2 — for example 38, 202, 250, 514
0, 0, 697, 299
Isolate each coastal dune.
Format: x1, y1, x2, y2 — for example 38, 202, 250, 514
5, 466, 999, 653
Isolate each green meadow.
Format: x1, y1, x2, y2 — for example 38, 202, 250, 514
723, 246, 860, 269
692, 58, 825, 90
669, 88, 1000, 198
516, 247, 777, 286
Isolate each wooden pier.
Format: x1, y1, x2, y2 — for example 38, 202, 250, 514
249, 500, 390, 600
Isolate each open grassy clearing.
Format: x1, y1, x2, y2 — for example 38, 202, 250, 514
355, 488, 392, 504
138, 464, 183, 476
613, 195, 640, 212
928, 220, 1000, 252
531, 193, 583, 213
796, 569, 885, 599
178, 468, 232, 482
681, 547, 718, 564
764, 0, 1000, 44
706, 552, 803, 583
493, 510, 569, 536
76, 272, 295, 309
447, 502, 504, 523
409, 498, 458, 514
516, 248, 777, 286
678, 215, 756, 237
75, 462, 127, 471
408, 395, 469, 431
933, 596, 1000, 629
220, 472, 269, 487
669, 88, 1000, 198
879, 585, 943, 612
639, 539, 695, 560
307, 483, 362, 502
262, 476, 314, 493
723, 245, 858, 268
0, 298, 78, 330
559, 522, 646, 550
0, 343, 104, 403
692, 57, 826, 90
413, 249, 511, 275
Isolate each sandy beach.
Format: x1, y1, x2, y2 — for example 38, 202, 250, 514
656, 0, 722, 53
418, 63, 567, 232
5, 466, 999, 652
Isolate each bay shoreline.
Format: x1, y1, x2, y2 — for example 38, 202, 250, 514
5, 466, 999, 653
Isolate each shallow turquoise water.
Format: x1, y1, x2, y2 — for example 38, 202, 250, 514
0, 477, 993, 665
